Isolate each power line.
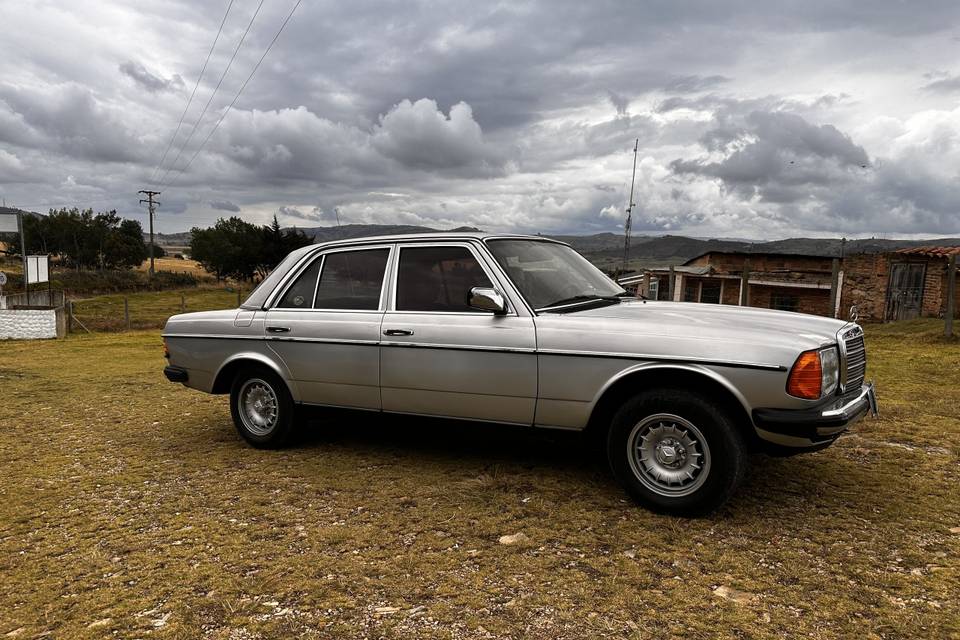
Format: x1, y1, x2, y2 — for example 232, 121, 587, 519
149, 0, 236, 185
162, 0, 304, 190
157, 0, 267, 187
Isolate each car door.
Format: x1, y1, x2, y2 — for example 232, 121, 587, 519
264, 244, 393, 410
379, 242, 537, 424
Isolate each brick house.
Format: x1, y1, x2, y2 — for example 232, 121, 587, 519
840, 246, 960, 322
620, 246, 958, 322
620, 251, 837, 316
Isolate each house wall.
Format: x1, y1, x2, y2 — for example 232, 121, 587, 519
749, 285, 832, 316
687, 253, 834, 279
837, 253, 889, 321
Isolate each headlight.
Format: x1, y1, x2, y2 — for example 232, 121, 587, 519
819, 346, 839, 397
787, 346, 840, 399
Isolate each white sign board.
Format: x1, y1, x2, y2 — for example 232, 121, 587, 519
0, 212, 18, 233
26, 255, 49, 285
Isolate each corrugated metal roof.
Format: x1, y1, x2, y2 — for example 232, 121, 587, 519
894, 246, 960, 258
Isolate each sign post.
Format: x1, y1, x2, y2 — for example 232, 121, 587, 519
0, 211, 25, 297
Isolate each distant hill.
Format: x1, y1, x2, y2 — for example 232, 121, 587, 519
151, 222, 960, 270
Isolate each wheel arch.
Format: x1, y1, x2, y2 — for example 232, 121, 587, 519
211, 353, 298, 400
585, 364, 760, 450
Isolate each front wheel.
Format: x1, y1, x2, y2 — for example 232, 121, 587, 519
229, 366, 296, 448
607, 388, 748, 516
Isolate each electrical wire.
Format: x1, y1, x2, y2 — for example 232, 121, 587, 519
149, 0, 236, 185
156, 0, 268, 187
162, 0, 304, 189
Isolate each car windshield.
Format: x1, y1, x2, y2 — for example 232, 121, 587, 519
486, 239, 627, 310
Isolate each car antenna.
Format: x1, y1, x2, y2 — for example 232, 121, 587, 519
620, 138, 639, 279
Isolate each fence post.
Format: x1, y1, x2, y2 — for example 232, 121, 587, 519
947, 254, 956, 338
237, 288, 242, 307
829, 258, 840, 318
740, 259, 751, 307
124, 296, 130, 331
67, 300, 73, 334
180, 294, 185, 313
668, 266, 675, 301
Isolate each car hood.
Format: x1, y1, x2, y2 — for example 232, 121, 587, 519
535, 300, 851, 369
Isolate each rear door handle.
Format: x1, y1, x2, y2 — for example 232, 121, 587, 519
266, 326, 291, 333
383, 328, 414, 336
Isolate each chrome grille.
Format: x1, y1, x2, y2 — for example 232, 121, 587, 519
843, 329, 866, 399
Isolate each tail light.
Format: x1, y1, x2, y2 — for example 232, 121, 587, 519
787, 350, 822, 399
162, 339, 170, 359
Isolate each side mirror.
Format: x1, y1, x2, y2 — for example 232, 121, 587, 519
469, 287, 508, 314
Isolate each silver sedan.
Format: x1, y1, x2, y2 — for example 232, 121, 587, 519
163, 232, 876, 515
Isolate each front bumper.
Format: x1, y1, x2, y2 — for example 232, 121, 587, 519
752, 383, 878, 448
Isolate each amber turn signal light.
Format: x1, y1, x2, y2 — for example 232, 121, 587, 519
787, 349, 822, 399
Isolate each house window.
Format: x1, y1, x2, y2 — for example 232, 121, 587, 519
771, 293, 799, 312
683, 279, 699, 302
648, 278, 659, 300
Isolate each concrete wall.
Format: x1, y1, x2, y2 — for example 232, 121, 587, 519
0, 309, 58, 340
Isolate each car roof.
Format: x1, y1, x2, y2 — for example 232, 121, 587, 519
310, 231, 568, 249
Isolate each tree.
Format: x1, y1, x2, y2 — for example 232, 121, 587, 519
8, 207, 149, 271
190, 217, 263, 281
258, 214, 312, 278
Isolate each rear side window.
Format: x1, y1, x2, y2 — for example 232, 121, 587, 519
275, 259, 321, 308
313, 248, 390, 310
396, 246, 493, 312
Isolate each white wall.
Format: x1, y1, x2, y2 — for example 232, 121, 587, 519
0, 309, 58, 340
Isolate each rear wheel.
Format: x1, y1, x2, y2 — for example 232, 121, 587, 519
607, 388, 747, 516
230, 366, 296, 448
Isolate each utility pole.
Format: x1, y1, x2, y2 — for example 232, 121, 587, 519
620, 138, 639, 278
139, 190, 161, 276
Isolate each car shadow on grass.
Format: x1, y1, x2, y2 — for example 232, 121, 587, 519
295, 409, 605, 476
270, 409, 898, 521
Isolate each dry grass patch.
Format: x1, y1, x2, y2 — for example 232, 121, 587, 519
0, 321, 958, 638
71, 288, 242, 331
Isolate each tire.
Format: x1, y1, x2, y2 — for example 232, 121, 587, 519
607, 387, 748, 516
229, 366, 297, 448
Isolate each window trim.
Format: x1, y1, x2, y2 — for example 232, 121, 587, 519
269, 244, 394, 313
388, 242, 515, 316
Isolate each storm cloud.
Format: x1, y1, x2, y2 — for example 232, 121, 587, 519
1, 1, 960, 238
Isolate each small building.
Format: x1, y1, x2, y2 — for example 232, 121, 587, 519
841, 246, 960, 322
621, 251, 838, 316
619, 245, 958, 323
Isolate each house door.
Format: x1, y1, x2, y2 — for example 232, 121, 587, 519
885, 262, 926, 321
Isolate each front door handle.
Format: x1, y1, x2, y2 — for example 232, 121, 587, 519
266, 326, 291, 333
383, 328, 414, 336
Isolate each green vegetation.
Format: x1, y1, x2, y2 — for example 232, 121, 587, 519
190, 215, 311, 281
71, 287, 242, 331
0, 322, 957, 638
7, 207, 148, 270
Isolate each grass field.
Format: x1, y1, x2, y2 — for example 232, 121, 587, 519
136, 257, 209, 277
0, 321, 957, 638
71, 288, 245, 331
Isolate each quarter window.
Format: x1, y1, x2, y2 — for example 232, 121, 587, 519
396, 246, 493, 312
314, 249, 390, 310
275, 258, 321, 308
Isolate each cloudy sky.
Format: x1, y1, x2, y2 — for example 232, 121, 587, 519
2, 1, 960, 238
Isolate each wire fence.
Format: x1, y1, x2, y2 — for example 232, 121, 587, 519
68, 287, 245, 333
